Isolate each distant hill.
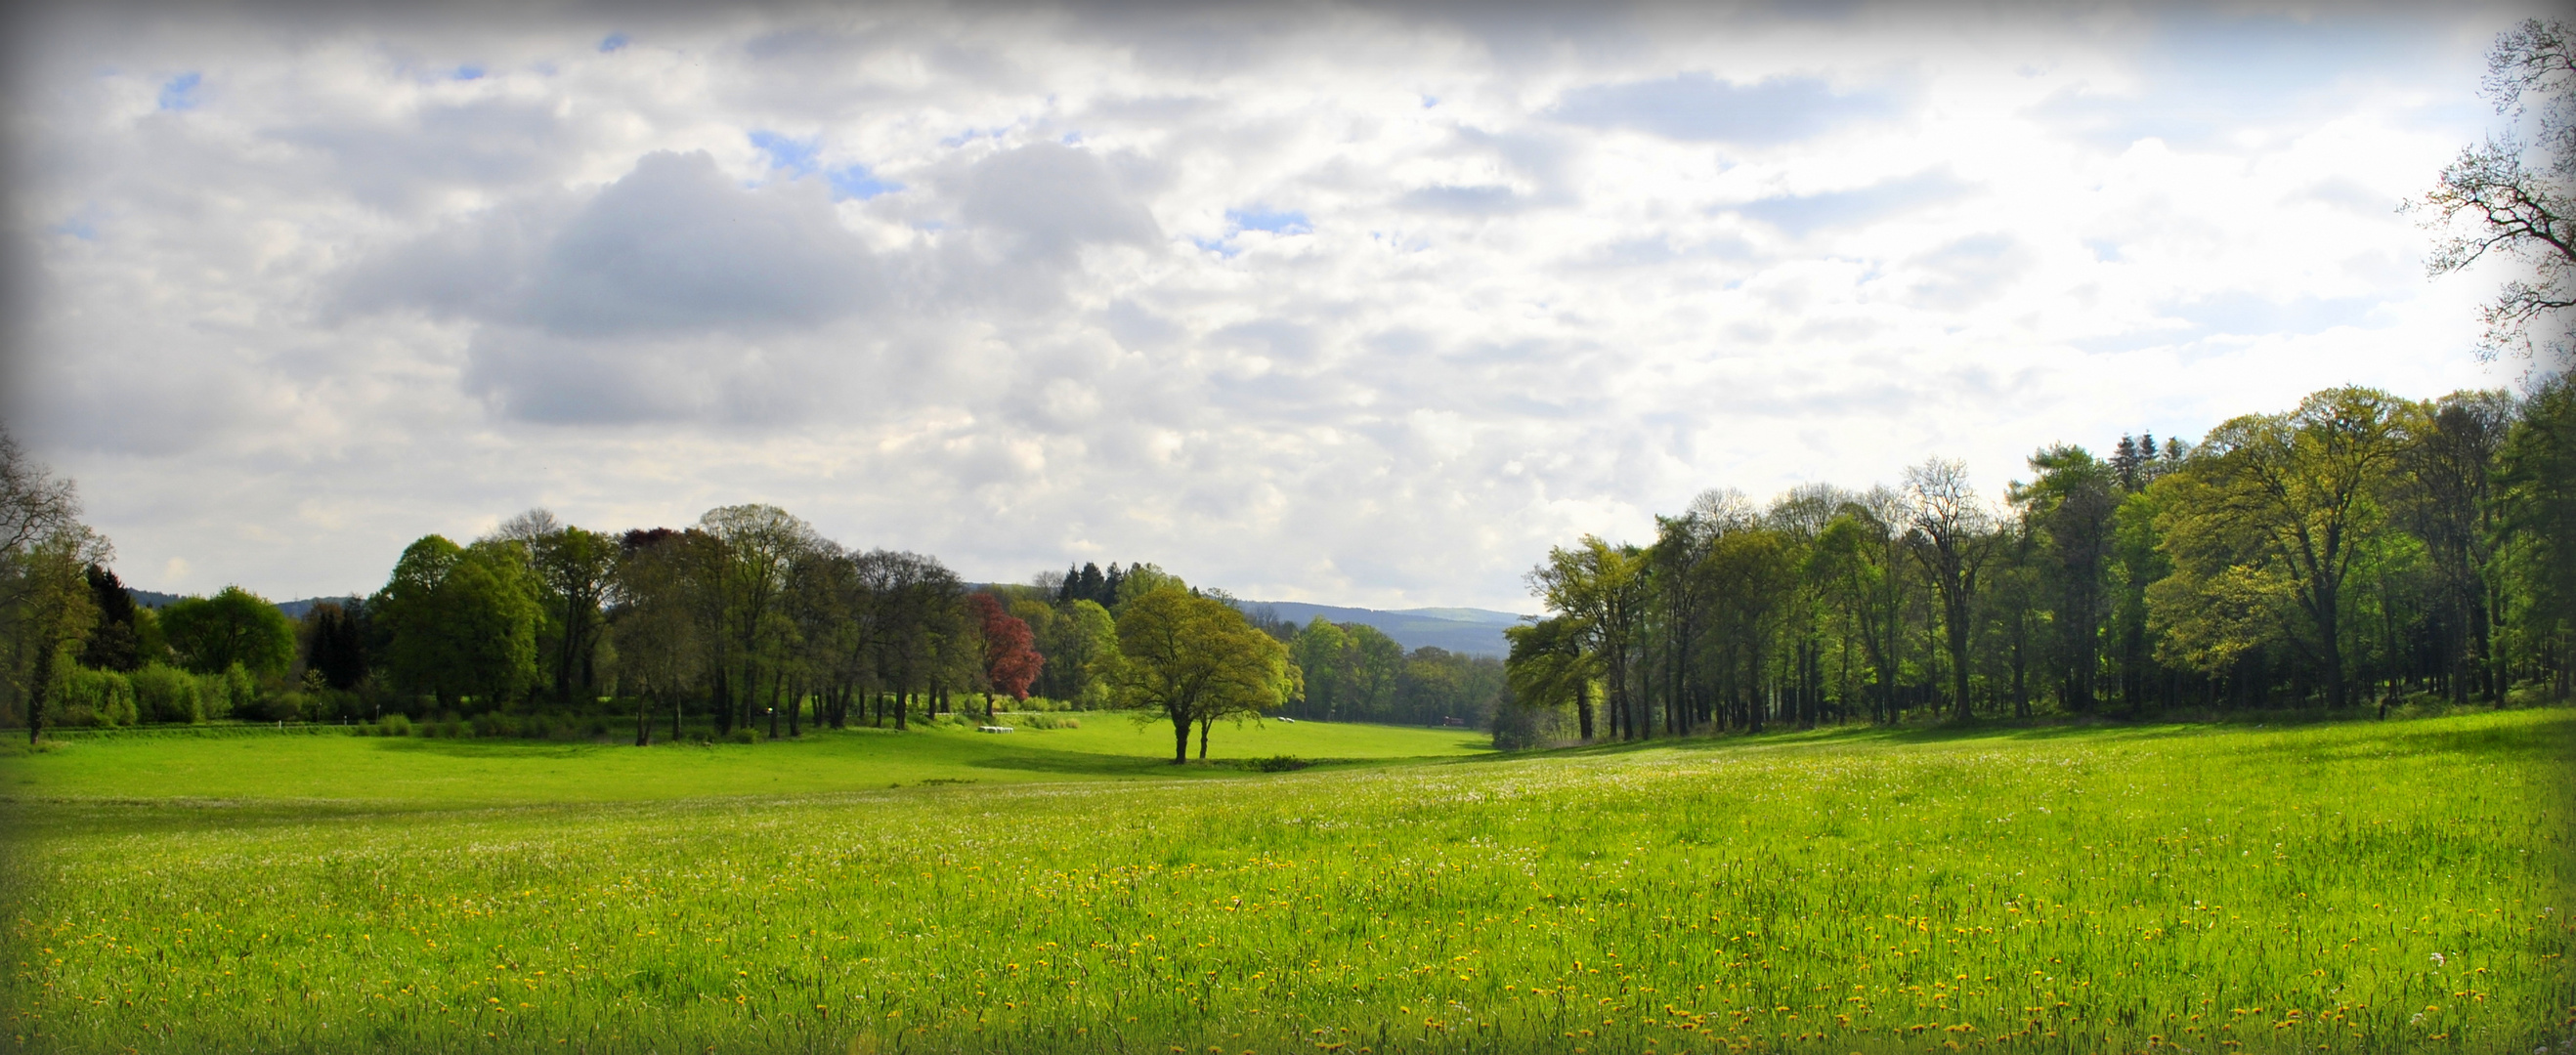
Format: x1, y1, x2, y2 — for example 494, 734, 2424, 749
276, 596, 361, 619
1245, 601, 1530, 657
124, 588, 183, 610
122, 588, 356, 619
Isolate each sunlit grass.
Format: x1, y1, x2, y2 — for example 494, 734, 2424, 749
0, 716, 1490, 806
3, 709, 2568, 1053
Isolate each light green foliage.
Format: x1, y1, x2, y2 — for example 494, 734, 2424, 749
47, 664, 135, 727
1109, 562, 1185, 613
156, 586, 296, 679
1097, 586, 1293, 762
2151, 388, 2408, 708
0, 711, 2564, 1053
1027, 598, 1116, 706
127, 663, 202, 724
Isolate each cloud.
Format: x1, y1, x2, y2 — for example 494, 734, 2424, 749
1734, 169, 1974, 236
1550, 73, 1894, 144
953, 141, 1161, 258
343, 150, 883, 339
5, 5, 2518, 611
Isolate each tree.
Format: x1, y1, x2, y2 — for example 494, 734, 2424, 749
0, 432, 107, 742
2496, 378, 2576, 696
1501, 615, 1592, 747
1811, 498, 1911, 724
1288, 617, 1352, 720
698, 505, 819, 736
78, 564, 144, 672
969, 592, 1044, 711
612, 528, 705, 743
2013, 445, 2119, 711
160, 586, 297, 679
2389, 391, 2517, 701
2155, 388, 2407, 709
1526, 536, 1646, 739
1097, 585, 1292, 763
2418, 19, 2575, 364
374, 536, 542, 710
1905, 459, 1996, 721
301, 600, 369, 692
494, 510, 621, 706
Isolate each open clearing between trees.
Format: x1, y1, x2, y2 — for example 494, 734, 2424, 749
2, 710, 2570, 1053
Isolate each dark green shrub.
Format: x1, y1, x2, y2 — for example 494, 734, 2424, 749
131, 663, 203, 724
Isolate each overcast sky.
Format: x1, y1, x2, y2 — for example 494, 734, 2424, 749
0, 1, 2547, 612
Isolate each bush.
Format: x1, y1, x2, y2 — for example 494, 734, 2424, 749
53, 665, 138, 728
1008, 696, 1074, 713
131, 663, 204, 724
249, 690, 312, 724
187, 664, 255, 721
724, 726, 758, 744
376, 713, 413, 737
1011, 713, 1081, 730
1250, 755, 1309, 772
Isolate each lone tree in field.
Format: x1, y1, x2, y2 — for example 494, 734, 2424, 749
1097, 585, 1292, 763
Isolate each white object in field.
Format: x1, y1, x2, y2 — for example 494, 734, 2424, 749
1274, 716, 1296, 723
977, 726, 1014, 734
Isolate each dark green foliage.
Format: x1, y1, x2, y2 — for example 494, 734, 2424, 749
301, 600, 368, 691
158, 586, 296, 678
77, 564, 142, 671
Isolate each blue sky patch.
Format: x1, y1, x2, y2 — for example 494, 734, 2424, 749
828, 164, 899, 201
157, 71, 200, 110
1227, 208, 1309, 234
453, 64, 484, 81
599, 33, 628, 53
750, 131, 820, 176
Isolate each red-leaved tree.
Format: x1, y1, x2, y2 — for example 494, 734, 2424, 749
968, 593, 1045, 707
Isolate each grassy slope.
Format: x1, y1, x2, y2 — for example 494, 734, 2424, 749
0, 718, 1490, 806
2, 709, 2570, 1054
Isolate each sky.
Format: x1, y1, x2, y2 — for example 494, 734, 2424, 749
0, 1, 2550, 612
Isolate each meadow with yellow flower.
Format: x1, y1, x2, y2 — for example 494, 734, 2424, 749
3, 708, 2569, 1053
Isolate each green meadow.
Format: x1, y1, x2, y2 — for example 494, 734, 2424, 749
2, 717, 1487, 806
3, 710, 2571, 1054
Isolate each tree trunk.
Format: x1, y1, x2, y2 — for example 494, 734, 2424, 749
1575, 680, 1594, 741
635, 691, 652, 746
1171, 708, 1191, 764
1197, 716, 1213, 759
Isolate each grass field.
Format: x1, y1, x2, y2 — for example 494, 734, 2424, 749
3, 716, 1489, 805
3, 709, 2570, 1053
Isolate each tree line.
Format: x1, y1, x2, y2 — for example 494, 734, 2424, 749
1502, 383, 2576, 744
1, 477, 1496, 760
